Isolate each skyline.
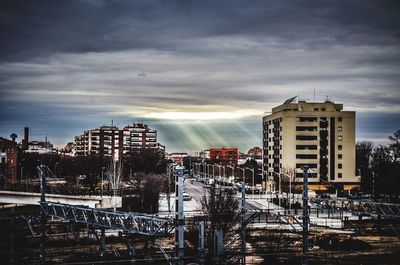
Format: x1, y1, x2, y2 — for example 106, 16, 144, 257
1, 1, 400, 152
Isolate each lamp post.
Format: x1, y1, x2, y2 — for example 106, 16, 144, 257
245, 167, 255, 198
101, 166, 105, 198
167, 163, 176, 214
215, 164, 225, 186
237, 167, 246, 264
227, 165, 235, 185
273, 171, 282, 208
371, 171, 375, 198
281, 172, 293, 210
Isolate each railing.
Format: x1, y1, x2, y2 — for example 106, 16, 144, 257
310, 198, 400, 219
41, 201, 173, 236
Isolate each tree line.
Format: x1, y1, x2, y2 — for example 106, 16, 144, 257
356, 129, 400, 196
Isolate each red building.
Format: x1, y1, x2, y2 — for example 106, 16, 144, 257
0, 137, 17, 184
210, 147, 238, 165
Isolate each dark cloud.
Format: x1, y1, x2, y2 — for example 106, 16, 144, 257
0, 0, 399, 151
1, 0, 400, 61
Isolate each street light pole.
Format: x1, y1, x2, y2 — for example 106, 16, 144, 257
101, 166, 105, 198
237, 167, 246, 265
227, 165, 234, 185
273, 171, 282, 208
371, 171, 375, 198
281, 172, 293, 210
245, 167, 255, 198
167, 163, 175, 214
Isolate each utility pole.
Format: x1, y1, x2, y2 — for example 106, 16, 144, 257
38, 165, 47, 265
238, 167, 246, 264
198, 221, 205, 265
175, 166, 185, 265
302, 166, 309, 265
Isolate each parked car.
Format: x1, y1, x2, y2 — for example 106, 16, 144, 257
183, 192, 192, 201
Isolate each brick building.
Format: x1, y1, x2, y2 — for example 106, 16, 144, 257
0, 137, 17, 184
210, 147, 238, 165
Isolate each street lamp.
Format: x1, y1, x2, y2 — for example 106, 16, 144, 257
214, 164, 225, 185
245, 167, 255, 198
101, 166, 105, 198
237, 167, 246, 193
371, 171, 375, 198
167, 163, 176, 214
281, 172, 293, 210
208, 164, 215, 184
273, 171, 282, 208
227, 164, 235, 184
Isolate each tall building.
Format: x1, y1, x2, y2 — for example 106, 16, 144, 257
210, 147, 239, 165
75, 125, 122, 160
263, 99, 359, 191
122, 123, 159, 153
75, 123, 164, 160
0, 136, 17, 184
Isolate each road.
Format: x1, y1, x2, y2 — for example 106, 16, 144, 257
184, 178, 272, 211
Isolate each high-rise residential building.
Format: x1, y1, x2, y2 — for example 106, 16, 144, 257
122, 123, 159, 153
75, 123, 164, 160
262, 99, 359, 191
75, 125, 122, 160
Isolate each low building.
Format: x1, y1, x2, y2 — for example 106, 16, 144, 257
210, 147, 238, 165
0, 136, 17, 184
166, 152, 189, 165
25, 140, 54, 154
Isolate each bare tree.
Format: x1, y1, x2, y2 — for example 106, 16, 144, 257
201, 185, 240, 259
106, 157, 123, 195
388, 129, 400, 161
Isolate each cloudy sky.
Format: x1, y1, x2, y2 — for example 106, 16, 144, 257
0, 0, 399, 152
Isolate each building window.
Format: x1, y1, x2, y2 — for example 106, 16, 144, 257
338, 154, 342, 159
296, 126, 318, 132
338, 163, 342, 169
314, 108, 319, 111
296, 163, 318, 169
280, 145, 282, 150
338, 117, 343, 122
296, 135, 318, 141
338, 173, 342, 178
296, 145, 317, 150
337, 136, 343, 141
321, 108, 326, 111
296, 154, 318, 159
299, 117, 318, 122
338, 145, 342, 150
338, 126, 343, 132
